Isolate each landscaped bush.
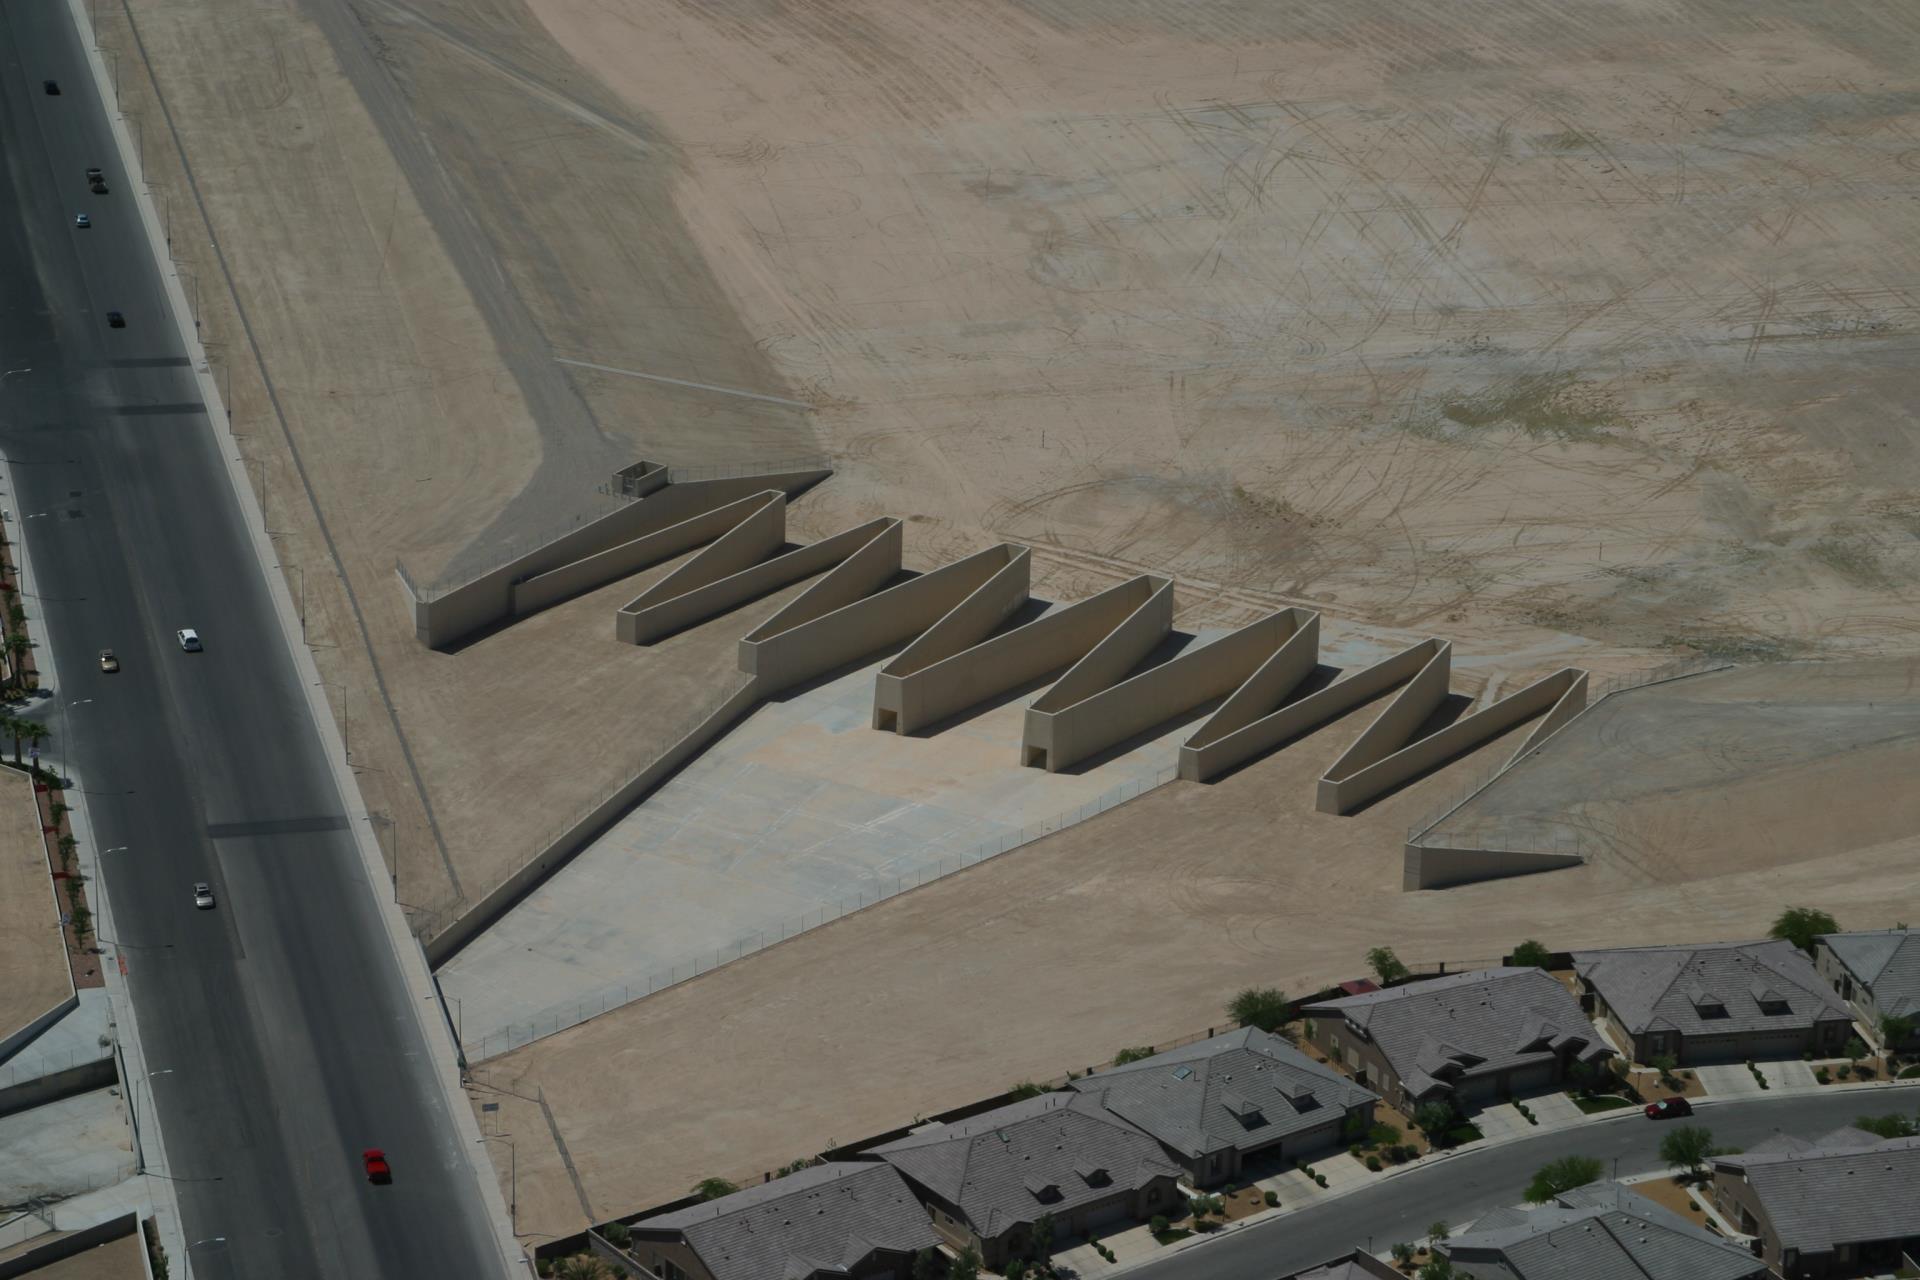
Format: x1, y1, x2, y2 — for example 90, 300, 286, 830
1350, 1143, 1365, 1158
1369, 1122, 1403, 1146
1816, 1067, 1831, 1084
1263, 1190, 1279, 1207
1366, 1155, 1382, 1171
1150, 1215, 1169, 1235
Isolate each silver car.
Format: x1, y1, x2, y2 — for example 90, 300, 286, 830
192, 882, 215, 909
176, 628, 202, 652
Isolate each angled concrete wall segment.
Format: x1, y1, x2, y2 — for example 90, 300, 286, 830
1402, 842, 1586, 890
1025, 600, 1313, 774
882, 549, 1033, 680
614, 491, 785, 642
1028, 579, 1175, 716
511, 490, 774, 618
618, 513, 898, 645
1178, 628, 1441, 783
874, 574, 1162, 736
1318, 663, 1588, 815
740, 542, 1021, 694
407, 465, 830, 647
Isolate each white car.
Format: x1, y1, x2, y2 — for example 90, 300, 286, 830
176, 628, 202, 652
192, 882, 215, 909
74, 213, 90, 229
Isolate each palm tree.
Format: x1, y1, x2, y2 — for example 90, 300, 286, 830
22, 720, 48, 766
5, 633, 33, 689
0, 714, 22, 764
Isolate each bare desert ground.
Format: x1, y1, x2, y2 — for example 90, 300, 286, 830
93, 0, 1920, 1245
0, 770, 67, 1050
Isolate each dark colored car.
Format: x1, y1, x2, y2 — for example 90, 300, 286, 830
1645, 1097, 1693, 1120
44, 80, 60, 95
90, 180, 109, 194
106, 311, 125, 329
362, 1149, 392, 1184
86, 167, 102, 182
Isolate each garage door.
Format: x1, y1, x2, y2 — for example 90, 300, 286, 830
1455, 1075, 1500, 1103
1506, 1064, 1556, 1096
1083, 1202, 1129, 1233
1739, 1031, 1809, 1060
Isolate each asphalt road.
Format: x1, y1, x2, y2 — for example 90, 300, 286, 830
1130, 1086, 1920, 1279
0, 3, 503, 1276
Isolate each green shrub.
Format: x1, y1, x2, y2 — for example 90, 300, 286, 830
1228, 988, 1294, 1033
1369, 1122, 1403, 1146
1113, 1046, 1156, 1065
603, 1223, 630, 1248
1263, 1190, 1278, 1207
1149, 1215, 1168, 1235
1366, 1155, 1382, 1171
1349, 1143, 1364, 1158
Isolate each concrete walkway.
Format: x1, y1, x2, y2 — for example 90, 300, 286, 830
442, 641, 1209, 1058
0, 989, 112, 1094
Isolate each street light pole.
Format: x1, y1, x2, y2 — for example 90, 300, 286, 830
478, 1134, 515, 1234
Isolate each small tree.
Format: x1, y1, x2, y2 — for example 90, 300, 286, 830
1853, 1112, 1918, 1139
1006, 1082, 1048, 1100
1769, 906, 1839, 954
1845, 1036, 1869, 1064
601, 1222, 630, 1249
1113, 1046, 1156, 1065
23, 720, 48, 762
1878, 1014, 1915, 1053
1148, 1214, 1168, 1235
1367, 946, 1411, 984
1417, 1258, 1455, 1280
1027, 1213, 1055, 1266
1427, 1220, 1449, 1243
1525, 1154, 1604, 1203
911, 1247, 941, 1280
950, 1248, 982, 1280
1228, 987, 1292, 1033
1414, 1100, 1458, 1138
1391, 1242, 1416, 1269
1659, 1125, 1716, 1181
1651, 1054, 1680, 1090
690, 1177, 738, 1200
1511, 939, 1553, 968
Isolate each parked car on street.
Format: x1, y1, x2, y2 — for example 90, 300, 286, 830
74, 213, 90, 229
176, 628, 201, 651
98, 649, 119, 673
44, 80, 60, 95
106, 310, 125, 328
192, 882, 215, 909
1644, 1097, 1693, 1120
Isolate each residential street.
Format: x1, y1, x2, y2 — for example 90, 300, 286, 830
1125, 1084, 1920, 1279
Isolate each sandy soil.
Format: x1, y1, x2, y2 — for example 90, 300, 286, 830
0, 769, 68, 1048
469, 688, 1920, 1238
8, 1232, 148, 1280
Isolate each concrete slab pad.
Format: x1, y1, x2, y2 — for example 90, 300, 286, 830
1474, 1102, 1533, 1141
442, 642, 1214, 1056
0, 1088, 133, 1205
1693, 1064, 1765, 1098
1760, 1059, 1818, 1092
1526, 1091, 1585, 1130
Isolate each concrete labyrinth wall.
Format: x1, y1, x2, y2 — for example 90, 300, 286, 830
415, 466, 1603, 967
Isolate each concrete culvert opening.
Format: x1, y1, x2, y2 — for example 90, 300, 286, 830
873, 708, 898, 732
1025, 746, 1049, 770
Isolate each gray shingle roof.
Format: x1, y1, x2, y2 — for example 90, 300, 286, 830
1301, 968, 1609, 1101
1571, 939, 1850, 1038
1440, 1182, 1765, 1279
1718, 1132, 1920, 1256
1068, 1028, 1378, 1159
870, 1091, 1182, 1240
1280, 1250, 1402, 1279
637, 1162, 940, 1280
1821, 928, 1920, 1019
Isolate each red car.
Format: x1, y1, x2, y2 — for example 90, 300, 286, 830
1644, 1097, 1693, 1120
362, 1148, 392, 1184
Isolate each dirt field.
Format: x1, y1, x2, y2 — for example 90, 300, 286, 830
96, 0, 1920, 1245
0, 769, 68, 1049
469, 694, 1920, 1238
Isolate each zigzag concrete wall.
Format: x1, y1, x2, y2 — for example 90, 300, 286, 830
1318, 649, 1588, 815
411, 470, 1608, 963
403, 462, 831, 648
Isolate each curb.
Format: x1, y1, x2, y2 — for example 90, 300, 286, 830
1098, 1079, 1920, 1279
50, 3, 521, 1273
0, 452, 186, 1277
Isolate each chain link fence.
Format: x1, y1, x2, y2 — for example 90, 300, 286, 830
464, 761, 1180, 1061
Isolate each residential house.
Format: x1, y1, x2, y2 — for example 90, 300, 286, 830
868, 1090, 1183, 1268
1299, 967, 1611, 1112
1713, 1127, 1920, 1278
1572, 939, 1854, 1064
1816, 928, 1920, 1050
1438, 1181, 1770, 1280
625, 1161, 941, 1280
1068, 1027, 1379, 1187
1277, 1250, 1401, 1279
